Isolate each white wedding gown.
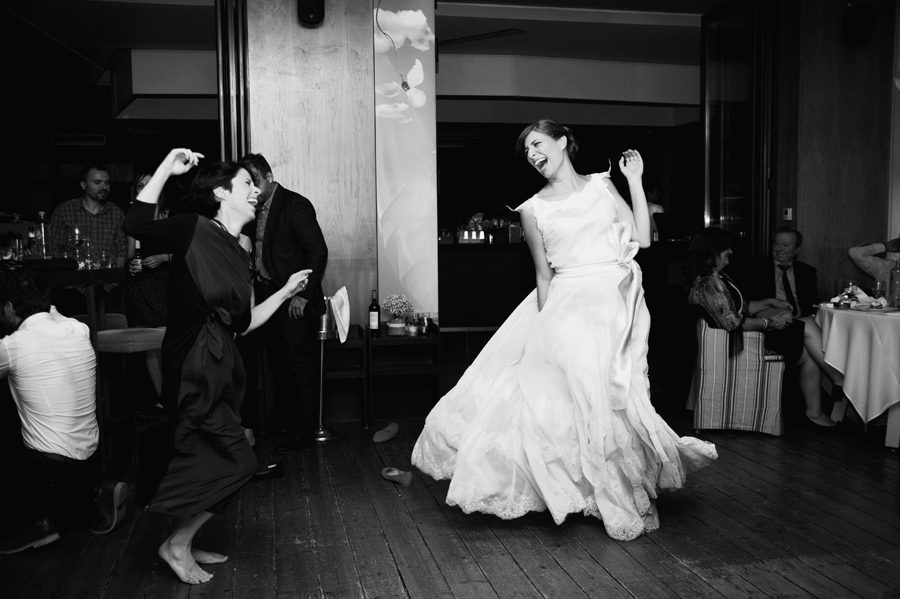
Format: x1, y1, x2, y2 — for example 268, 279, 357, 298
412, 172, 717, 541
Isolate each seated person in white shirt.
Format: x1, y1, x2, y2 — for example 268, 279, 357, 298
0, 268, 127, 554
848, 235, 899, 285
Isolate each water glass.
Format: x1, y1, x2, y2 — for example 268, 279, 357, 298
871, 280, 886, 299
834, 278, 857, 296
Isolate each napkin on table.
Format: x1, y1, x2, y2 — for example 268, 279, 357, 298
330, 286, 350, 343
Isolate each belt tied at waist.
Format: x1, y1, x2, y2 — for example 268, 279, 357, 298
553, 261, 626, 278
198, 313, 231, 360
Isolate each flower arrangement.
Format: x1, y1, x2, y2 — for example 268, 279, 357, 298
383, 293, 413, 321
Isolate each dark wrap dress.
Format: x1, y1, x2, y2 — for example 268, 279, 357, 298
124, 203, 257, 517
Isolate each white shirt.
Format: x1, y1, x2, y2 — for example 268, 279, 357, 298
0, 308, 98, 460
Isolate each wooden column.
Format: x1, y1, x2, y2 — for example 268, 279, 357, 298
245, 0, 377, 323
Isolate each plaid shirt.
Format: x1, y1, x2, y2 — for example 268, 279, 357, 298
48, 198, 126, 264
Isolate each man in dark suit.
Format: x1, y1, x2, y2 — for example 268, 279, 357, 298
741, 227, 819, 318
241, 153, 328, 452
738, 227, 822, 417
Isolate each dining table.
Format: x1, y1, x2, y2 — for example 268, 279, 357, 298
815, 306, 900, 448
28, 261, 127, 347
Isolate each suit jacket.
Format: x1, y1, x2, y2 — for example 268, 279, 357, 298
739, 256, 818, 317
260, 184, 329, 318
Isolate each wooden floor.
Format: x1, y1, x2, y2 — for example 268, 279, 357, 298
2, 415, 899, 599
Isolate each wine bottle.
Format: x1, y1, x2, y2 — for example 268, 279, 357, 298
368, 289, 380, 337
25, 226, 36, 258
36, 211, 48, 258
131, 239, 143, 274
889, 263, 900, 309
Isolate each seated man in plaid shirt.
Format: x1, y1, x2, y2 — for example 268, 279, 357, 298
48, 164, 126, 267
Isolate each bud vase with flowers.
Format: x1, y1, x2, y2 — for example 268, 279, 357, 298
383, 293, 414, 336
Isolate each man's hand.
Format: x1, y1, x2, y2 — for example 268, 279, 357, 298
766, 298, 791, 310
289, 295, 308, 319
768, 311, 793, 330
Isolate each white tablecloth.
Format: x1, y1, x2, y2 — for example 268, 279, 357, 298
816, 307, 900, 446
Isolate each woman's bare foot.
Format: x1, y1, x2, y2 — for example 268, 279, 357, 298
192, 548, 228, 564
159, 540, 214, 584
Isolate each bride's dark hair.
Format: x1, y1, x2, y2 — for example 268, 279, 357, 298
516, 119, 578, 161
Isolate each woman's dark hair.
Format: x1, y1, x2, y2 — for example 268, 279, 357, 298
180, 161, 245, 218
132, 172, 168, 213
682, 227, 733, 284
0, 268, 50, 324
516, 119, 579, 162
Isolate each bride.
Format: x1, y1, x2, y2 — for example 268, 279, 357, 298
412, 120, 717, 541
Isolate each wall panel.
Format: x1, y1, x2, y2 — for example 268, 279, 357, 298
246, 0, 376, 323
794, 0, 894, 295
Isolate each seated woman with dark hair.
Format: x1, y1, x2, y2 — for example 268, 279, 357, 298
684, 227, 842, 428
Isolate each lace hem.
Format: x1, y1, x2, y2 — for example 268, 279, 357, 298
445, 488, 652, 541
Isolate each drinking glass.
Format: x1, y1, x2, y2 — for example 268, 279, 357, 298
834, 278, 857, 296
871, 280, 886, 299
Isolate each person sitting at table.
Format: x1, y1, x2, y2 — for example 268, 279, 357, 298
685, 227, 843, 428
0, 268, 127, 554
48, 164, 127, 267
848, 234, 899, 285
738, 226, 819, 319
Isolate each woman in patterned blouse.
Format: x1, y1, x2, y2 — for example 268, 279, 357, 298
684, 227, 841, 428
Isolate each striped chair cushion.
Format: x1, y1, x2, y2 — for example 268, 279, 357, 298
687, 319, 785, 436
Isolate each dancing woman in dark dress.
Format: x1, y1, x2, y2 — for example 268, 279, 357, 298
124, 149, 311, 584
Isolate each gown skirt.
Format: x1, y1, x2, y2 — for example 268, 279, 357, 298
412, 254, 717, 541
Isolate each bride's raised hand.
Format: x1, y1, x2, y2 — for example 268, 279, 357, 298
163, 148, 205, 177
618, 149, 644, 181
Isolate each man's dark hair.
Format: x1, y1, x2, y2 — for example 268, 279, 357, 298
79, 164, 110, 182
775, 226, 803, 248
0, 268, 50, 322
239, 153, 273, 185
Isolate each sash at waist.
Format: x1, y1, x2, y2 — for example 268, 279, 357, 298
553, 261, 625, 278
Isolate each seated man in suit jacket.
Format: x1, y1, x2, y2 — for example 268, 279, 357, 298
741, 227, 819, 319
735, 227, 844, 424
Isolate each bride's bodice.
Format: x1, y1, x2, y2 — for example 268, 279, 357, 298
516, 173, 635, 270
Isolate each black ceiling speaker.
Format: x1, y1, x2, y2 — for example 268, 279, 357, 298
299, 0, 324, 27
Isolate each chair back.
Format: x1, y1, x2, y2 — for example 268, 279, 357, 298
73, 312, 129, 330
687, 319, 785, 435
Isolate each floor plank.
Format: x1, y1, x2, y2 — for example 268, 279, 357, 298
2, 416, 898, 599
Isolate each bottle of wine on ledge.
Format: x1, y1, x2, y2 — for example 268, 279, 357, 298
368, 289, 380, 338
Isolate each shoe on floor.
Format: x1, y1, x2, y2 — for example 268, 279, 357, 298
0, 517, 60, 554
91, 481, 128, 534
252, 462, 284, 481
381, 466, 413, 487
373, 422, 399, 443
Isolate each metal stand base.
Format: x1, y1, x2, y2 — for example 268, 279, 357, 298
314, 427, 336, 443
315, 332, 335, 444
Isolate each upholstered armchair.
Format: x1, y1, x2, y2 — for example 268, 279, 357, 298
686, 319, 785, 436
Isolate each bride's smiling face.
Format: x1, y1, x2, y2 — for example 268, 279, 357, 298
524, 131, 568, 178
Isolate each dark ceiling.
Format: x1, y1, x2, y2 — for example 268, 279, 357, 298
3, 0, 729, 84
1, 0, 729, 137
